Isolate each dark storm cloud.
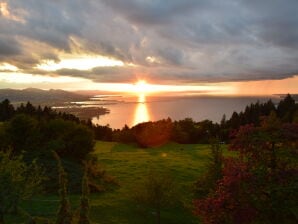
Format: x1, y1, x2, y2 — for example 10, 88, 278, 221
241, 0, 298, 49
0, 0, 298, 83
0, 36, 21, 56
52, 66, 137, 83
101, 0, 203, 25
157, 47, 184, 66
9, 0, 86, 51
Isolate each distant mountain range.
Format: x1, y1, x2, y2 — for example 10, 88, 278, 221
0, 88, 89, 103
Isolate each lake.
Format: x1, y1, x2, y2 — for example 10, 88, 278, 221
89, 94, 280, 129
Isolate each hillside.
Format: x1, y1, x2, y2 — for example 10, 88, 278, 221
0, 88, 88, 104
7, 141, 233, 224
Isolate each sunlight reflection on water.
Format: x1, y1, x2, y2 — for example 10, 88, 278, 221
90, 95, 279, 129
133, 93, 150, 126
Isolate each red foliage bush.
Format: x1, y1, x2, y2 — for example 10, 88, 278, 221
194, 115, 298, 224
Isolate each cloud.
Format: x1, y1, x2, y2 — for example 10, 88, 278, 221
0, 0, 297, 84
0, 35, 21, 56
101, 0, 202, 26
48, 66, 138, 83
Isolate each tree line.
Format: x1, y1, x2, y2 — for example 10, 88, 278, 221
93, 94, 298, 147
0, 100, 117, 194
1, 94, 296, 148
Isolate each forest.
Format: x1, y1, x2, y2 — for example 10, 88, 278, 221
0, 94, 297, 223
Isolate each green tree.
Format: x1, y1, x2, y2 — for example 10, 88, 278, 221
194, 117, 298, 224
194, 141, 223, 198
133, 119, 173, 147
0, 151, 44, 223
0, 99, 14, 121
78, 169, 90, 224
42, 119, 94, 161
277, 94, 296, 122
64, 125, 94, 160
6, 114, 39, 153
132, 170, 178, 224
53, 152, 73, 224
0, 123, 9, 151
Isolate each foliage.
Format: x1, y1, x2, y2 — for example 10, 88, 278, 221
40, 118, 95, 161
0, 105, 94, 161
37, 153, 84, 194
84, 157, 119, 193
224, 95, 297, 139
277, 94, 296, 122
53, 152, 73, 224
78, 169, 90, 224
194, 158, 257, 224
171, 118, 199, 143
0, 99, 14, 121
171, 118, 218, 144
0, 107, 95, 193
194, 141, 223, 198
93, 124, 113, 141
0, 100, 80, 124
0, 151, 44, 223
194, 114, 298, 224
5, 114, 40, 153
52, 121, 94, 160
132, 169, 179, 224
112, 125, 135, 143
132, 118, 173, 147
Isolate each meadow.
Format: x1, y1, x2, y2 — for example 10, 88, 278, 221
8, 141, 231, 224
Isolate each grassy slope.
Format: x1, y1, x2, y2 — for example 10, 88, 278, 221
8, 141, 230, 224
90, 141, 212, 224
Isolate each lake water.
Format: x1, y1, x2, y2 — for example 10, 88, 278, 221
90, 94, 280, 129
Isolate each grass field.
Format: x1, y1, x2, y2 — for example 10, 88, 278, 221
7, 141, 230, 224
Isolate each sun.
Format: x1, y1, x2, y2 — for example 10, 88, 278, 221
133, 80, 152, 93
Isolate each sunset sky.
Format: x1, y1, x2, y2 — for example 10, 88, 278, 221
0, 0, 297, 95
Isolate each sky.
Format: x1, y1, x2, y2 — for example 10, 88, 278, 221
0, 0, 297, 95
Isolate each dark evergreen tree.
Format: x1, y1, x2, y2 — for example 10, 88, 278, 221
132, 170, 178, 224
78, 169, 90, 224
54, 152, 72, 224
194, 141, 223, 198
93, 124, 113, 141
24, 102, 36, 115
6, 114, 39, 153
228, 111, 240, 129
277, 94, 296, 122
262, 99, 276, 115
220, 114, 226, 127
0, 99, 14, 121
16, 103, 25, 113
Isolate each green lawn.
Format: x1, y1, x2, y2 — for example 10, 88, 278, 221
7, 141, 230, 224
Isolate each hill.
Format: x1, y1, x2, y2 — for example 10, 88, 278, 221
0, 88, 88, 104
7, 141, 233, 224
